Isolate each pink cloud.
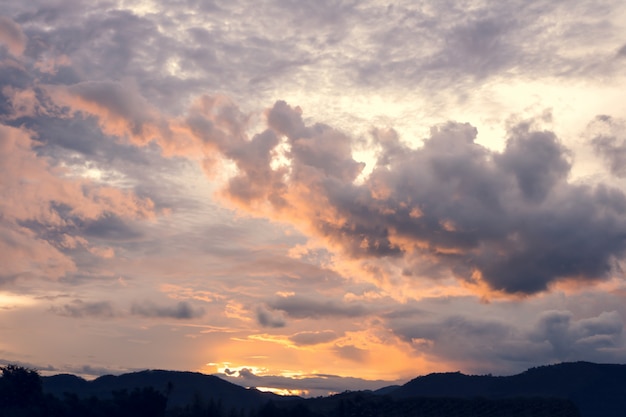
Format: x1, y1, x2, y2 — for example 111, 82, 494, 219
0, 16, 26, 57
0, 121, 156, 282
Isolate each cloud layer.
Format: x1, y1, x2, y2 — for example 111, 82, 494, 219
1, 0, 626, 396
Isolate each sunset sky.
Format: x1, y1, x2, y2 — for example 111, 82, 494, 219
2, 0, 626, 397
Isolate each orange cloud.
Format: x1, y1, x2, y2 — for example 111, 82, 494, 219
0, 120, 156, 282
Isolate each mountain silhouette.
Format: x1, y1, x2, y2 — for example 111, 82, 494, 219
37, 362, 626, 417
43, 369, 294, 412
388, 361, 626, 417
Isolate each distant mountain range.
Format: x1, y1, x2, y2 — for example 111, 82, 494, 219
43, 369, 294, 412
42, 362, 626, 417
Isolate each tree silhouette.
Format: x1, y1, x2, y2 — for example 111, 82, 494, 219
0, 364, 44, 408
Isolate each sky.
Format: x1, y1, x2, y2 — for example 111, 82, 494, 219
1, 0, 626, 397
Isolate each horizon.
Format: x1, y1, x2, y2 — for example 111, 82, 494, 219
28, 359, 626, 398
9, 359, 626, 398
2, 0, 626, 398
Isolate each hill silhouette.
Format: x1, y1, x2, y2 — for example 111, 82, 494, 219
21, 361, 625, 416
43, 369, 294, 412
388, 361, 626, 417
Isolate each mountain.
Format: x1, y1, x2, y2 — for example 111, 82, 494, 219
43, 369, 294, 412
387, 361, 626, 417
38, 362, 626, 417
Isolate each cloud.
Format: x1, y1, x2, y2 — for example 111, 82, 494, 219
268, 295, 368, 319
52, 299, 116, 318
256, 305, 286, 328
10, 34, 625, 298
391, 314, 510, 363
219, 368, 399, 397
289, 330, 339, 346
388, 309, 626, 373
334, 344, 369, 362
193, 101, 626, 296
131, 300, 205, 320
590, 115, 626, 177
0, 120, 156, 282
0, 16, 26, 56
46, 81, 168, 148
531, 310, 624, 360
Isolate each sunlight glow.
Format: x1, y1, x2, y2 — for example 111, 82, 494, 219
0, 292, 37, 309
255, 387, 310, 396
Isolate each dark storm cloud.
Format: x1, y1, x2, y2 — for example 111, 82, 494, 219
131, 300, 205, 320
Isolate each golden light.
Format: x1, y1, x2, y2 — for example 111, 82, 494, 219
0, 292, 37, 309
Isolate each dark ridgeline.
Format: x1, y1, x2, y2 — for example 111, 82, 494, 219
43, 369, 294, 410
388, 361, 626, 417
1, 361, 625, 416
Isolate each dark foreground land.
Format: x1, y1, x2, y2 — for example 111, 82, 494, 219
3, 361, 626, 416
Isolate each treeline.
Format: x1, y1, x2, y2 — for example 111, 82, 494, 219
1, 365, 581, 417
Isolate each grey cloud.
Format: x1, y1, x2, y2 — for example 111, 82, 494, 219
590, 115, 626, 177
353, 0, 623, 92
334, 344, 369, 362
0, 359, 56, 373
237, 368, 257, 379
392, 315, 509, 348
131, 300, 205, 320
289, 330, 339, 346
0, 359, 132, 378
227, 102, 626, 294
62, 364, 121, 378
52, 299, 116, 318
430, 17, 514, 78
495, 127, 571, 202
531, 310, 623, 360
268, 295, 368, 319
5, 0, 624, 117
83, 215, 144, 241
388, 310, 626, 374
256, 305, 286, 328
61, 81, 157, 136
